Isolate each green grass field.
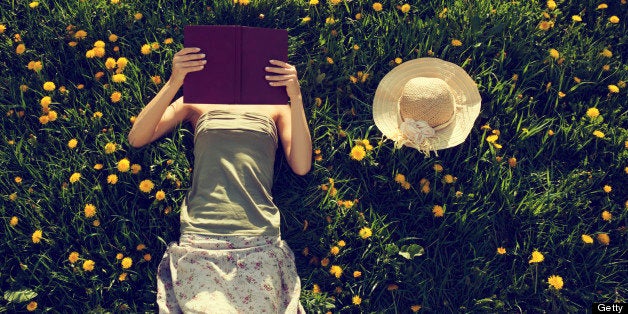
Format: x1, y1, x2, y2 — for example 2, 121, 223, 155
1, 0, 626, 312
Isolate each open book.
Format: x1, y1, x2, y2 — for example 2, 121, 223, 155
183, 25, 289, 105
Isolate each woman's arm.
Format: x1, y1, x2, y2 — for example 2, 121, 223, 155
266, 60, 312, 175
128, 47, 205, 148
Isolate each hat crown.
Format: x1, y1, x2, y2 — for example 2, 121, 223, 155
399, 77, 455, 128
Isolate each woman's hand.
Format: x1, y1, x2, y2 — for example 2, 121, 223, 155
265, 60, 301, 100
169, 47, 206, 86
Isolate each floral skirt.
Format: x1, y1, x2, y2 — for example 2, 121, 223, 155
156, 233, 305, 314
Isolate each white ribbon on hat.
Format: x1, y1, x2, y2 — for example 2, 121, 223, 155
393, 119, 436, 154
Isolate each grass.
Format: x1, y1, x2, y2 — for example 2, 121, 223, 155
1, 0, 626, 312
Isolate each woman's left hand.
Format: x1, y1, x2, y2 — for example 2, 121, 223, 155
265, 60, 301, 99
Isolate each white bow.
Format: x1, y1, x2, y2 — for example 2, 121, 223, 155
393, 119, 436, 155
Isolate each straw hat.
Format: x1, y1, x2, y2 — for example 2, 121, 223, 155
373, 58, 481, 156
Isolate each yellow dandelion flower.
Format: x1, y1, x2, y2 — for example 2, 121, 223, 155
329, 265, 343, 278
108, 34, 118, 42
547, 275, 564, 290
394, 173, 406, 183
571, 15, 582, 22
39, 115, 50, 124
497, 247, 506, 255
320, 257, 330, 267
67, 139, 78, 149
32, 229, 42, 244
359, 227, 373, 239
143, 253, 151, 261
0, 24, 5, 34
546, 0, 556, 10
68, 251, 79, 263
486, 134, 499, 143
411, 305, 422, 312
110, 91, 122, 103
608, 85, 619, 93
600, 48, 612, 58
75, 30, 87, 40
14, 176, 22, 184
355, 12, 362, 19
395, 57, 403, 64
84, 204, 96, 218
116, 57, 129, 69
69, 172, 81, 183
83, 259, 95, 271
93, 47, 105, 58
10, 216, 19, 227
117, 158, 130, 172
140, 44, 151, 55
597, 3, 608, 9
352, 295, 362, 305
155, 190, 166, 201
105, 57, 116, 70
353, 270, 362, 278
163, 38, 174, 44
139, 179, 155, 193
107, 174, 118, 184
558, 91, 566, 98
548, 48, 559, 60
121, 257, 133, 269
134, 12, 143, 20
451, 39, 462, 47
508, 157, 517, 168
48, 110, 57, 121
372, 2, 383, 11
309, 0, 318, 4
619, 81, 626, 89
119, 272, 127, 281
104, 142, 117, 154
586, 107, 600, 118
601, 210, 612, 221
330, 246, 340, 255
151, 76, 162, 85
326, 56, 334, 64
131, 164, 142, 174
337, 240, 346, 247
112, 73, 126, 83
350, 145, 366, 161
400, 3, 411, 13
603, 185, 611, 193
43, 81, 56, 91
443, 174, 455, 184
538, 21, 552, 31
581, 234, 594, 244
312, 284, 320, 294
401, 181, 411, 190
94, 163, 104, 170
26, 301, 37, 312
150, 42, 160, 50
529, 250, 544, 263
16, 43, 26, 54
608, 16, 619, 24
93, 111, 102, 119
432, 205, 444, 217
593, 130, 605, 138
115, 253, 124, 260
597, 233, 610, 245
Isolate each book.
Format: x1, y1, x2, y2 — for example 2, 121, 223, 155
183, 25, 289, 105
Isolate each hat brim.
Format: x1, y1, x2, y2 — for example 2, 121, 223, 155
373, 58, 481, 151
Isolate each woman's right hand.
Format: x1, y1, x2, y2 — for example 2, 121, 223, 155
169, 47, 206, 86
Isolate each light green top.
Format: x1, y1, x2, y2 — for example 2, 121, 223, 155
179, 110, 280, 236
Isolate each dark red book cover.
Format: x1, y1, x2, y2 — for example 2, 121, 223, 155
183, 25, 289, 105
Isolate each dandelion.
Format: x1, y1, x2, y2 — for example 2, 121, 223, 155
131, 164, 142, 174
141, 44, 151, 55
151, 42, 160, 50
83, 259, 95, 271
32, 229, 43, 244
330, 246, 340, 256
432, 205, 444, 217
600, 48, 612, 58
68, 252, 79, 263
121, 257, 133, 269
420, 178, 431, 194
593, 130, 605, 138
547, 275, 564, 290
548, 48, 559, 60
337, 240, 346, 247
144, 253, 152, 261
134, 12, 143, 20
373, 2, 383, 11
411, 305, 422, 312
26, 301, 37, 312
116, 253, 124, 260
151, 76, 162, 85
443, 174, 455, 184
608, 16, 619, 24
139, 179, 155, 193
603, 185, 611, 193
14, 176, 22, 184
320, 257, 330, 267
94, 163, 104, 170
163, 38, 174, 44
69, 172, 81, 183
400, 3, 410, 13
597, 233, 610, 245
119, 272, 128, 281
27, 60, 43, 72
112, 73, 127, 83
117, 158, 131, 172
601, 210, 612, 221
326, 56, 334, 64
558, 91, 566, 98
67, 138, 78, 149
105, 57, 117, 70
352, 295, 362, 305
84, 204, 96, 218
155, 190, 166, 201
529, 250, 544, 263
329, 265, 343, 278
581, 234, 594, 244
586, 107, 600, 118
395, 57, 403, 64
497, 247, 506, 255
0, 24, 5, 34
10, 216, 18, 227
571, 15, 582, 22
597, 3, 608, 9
486, 134, 499, 143
451, 39, 462, 47
359, 227, 373, 239
43, 81, 56, 91
508, 157, 517, 168
394, 173, 406, 183
538, 21, 553, 31
546, 0, 556, 10
110, 91, 122, 103
353, 270, 362, 278
608, 85, 619, 93
309, 0, 318, 5
350, 145, 366, 161
301, 16, 311, 23
355, 13, 362, 19
104, 142, 117, 154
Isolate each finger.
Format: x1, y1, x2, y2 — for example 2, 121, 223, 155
174, 53, 205, 62
265, 74, 294, 81
269, 59, 294, 68
176, 47, 201, 56
265, 66, 295, 75
268, 80, 290, 86
176, 60, 207, 68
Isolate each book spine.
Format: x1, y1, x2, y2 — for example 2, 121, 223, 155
235, 26, 242, 104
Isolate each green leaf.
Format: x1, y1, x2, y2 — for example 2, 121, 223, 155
4, 289, 38, 303
399, 244, 425, 260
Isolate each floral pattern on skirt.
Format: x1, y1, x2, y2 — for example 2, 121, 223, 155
156, 233, 305, 314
